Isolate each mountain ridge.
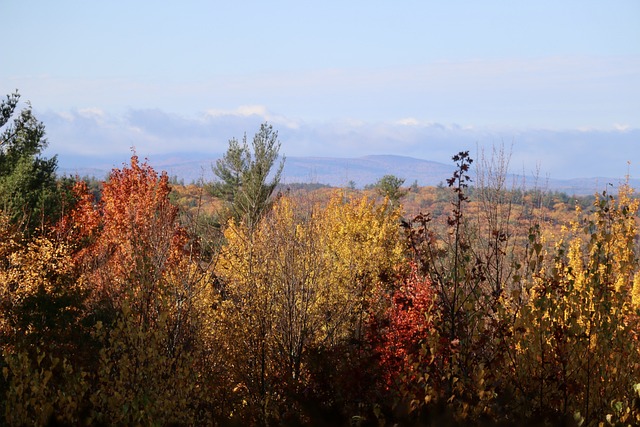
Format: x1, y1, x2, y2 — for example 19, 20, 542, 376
57, 153, 637, 196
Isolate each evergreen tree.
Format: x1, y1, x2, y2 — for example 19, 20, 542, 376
374, 174, 407, 207
210, 122, 285, 231
0, 91, 59, 235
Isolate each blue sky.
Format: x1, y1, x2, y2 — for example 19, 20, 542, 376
2, 1, 639, 179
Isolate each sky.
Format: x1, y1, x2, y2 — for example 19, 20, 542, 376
2, 1, 639, 180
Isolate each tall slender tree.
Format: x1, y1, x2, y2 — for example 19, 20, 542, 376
210, 122, 285, 231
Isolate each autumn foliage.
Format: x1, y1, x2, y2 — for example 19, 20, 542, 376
2, 153, 640, 426
370, 264, 437, 396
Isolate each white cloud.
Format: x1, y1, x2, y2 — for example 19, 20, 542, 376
204, 105, 301, 130
77, 107, 106, 120
395, 117, 420, 126
55, 111, 75, 122
236, 105, 268, 117
205, 105, 268, 118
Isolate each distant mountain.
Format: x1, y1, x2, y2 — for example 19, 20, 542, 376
280, 155, 456, 188
57, 153, 638, 196
57, 153, 456, 188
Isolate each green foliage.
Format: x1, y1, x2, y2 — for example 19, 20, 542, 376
0, 91, 60, 235
210, 122, 285, 231
374, 174, 408, 206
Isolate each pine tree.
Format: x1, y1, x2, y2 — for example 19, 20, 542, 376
0, 91, 60, 235
210, 122, 285, 232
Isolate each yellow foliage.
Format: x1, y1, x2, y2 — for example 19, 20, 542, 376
632, 274, 640, 310
214, 191, 404, 420
2, 349, 90, 426
508, 184, 640, 422
0, 233, 87, 353
87, 303, 201, 425
2, 237, 75, 296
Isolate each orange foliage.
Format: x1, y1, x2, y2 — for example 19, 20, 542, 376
66, 155, 190, 324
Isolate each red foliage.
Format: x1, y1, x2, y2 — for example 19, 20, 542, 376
371, 264, 436, 391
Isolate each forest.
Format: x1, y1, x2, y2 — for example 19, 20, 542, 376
2, 92, 640, 426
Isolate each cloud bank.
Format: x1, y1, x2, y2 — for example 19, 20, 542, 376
40, 106, 640, 181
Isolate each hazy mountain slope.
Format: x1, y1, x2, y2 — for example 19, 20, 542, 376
280, 155, 455, 187
57, 153, 638, 196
